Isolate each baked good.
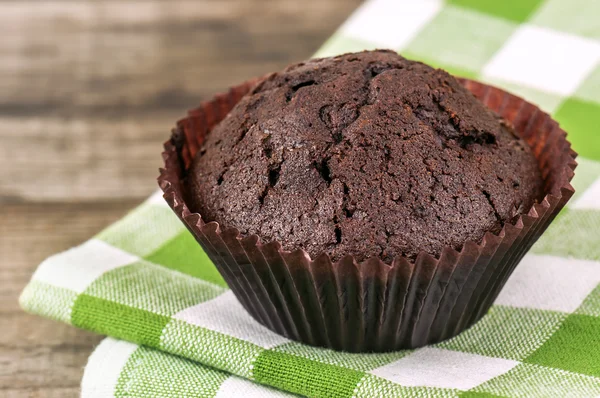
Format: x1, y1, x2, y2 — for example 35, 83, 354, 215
160, 50, 576, 351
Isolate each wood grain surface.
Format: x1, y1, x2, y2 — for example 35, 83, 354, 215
0, 1, 360, 396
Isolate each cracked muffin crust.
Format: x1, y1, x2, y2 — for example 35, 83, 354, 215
184, 50, 544, 263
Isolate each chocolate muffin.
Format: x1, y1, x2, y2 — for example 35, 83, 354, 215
163, 50, 576, 352
185, 50, 543, 263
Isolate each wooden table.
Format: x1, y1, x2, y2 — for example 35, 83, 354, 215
0, 1, 360, 396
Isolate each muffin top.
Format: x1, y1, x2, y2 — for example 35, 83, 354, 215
185, 50, 543, 263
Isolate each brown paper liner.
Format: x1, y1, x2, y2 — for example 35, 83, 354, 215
158, 78, 576, 352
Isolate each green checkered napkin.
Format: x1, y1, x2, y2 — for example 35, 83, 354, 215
21, 0, 600, 396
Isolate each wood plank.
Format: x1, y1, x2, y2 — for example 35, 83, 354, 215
1, 316, 103, 395
1, 200, 139, 313
1, 200, 138, 396
0, 114, 177, 202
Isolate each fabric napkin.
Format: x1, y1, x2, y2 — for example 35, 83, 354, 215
21, 0, 600, 397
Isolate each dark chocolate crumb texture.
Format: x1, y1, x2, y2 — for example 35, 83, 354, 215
185, 50, 543, 263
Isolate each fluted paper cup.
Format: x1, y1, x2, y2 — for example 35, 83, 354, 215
158, 77, 576, 352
